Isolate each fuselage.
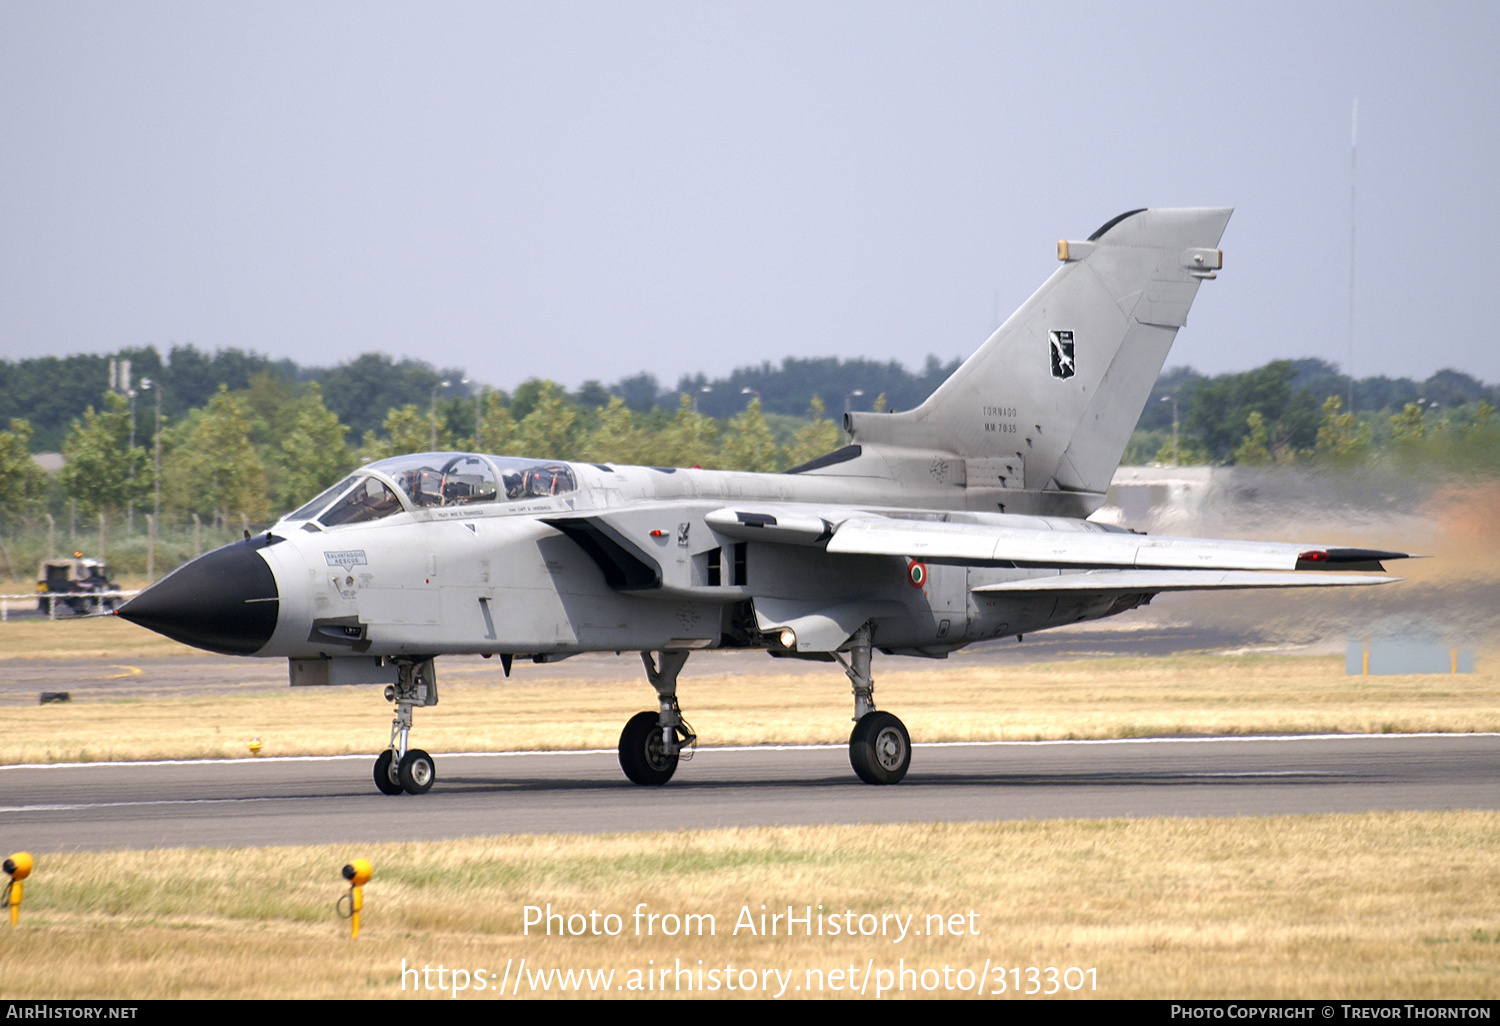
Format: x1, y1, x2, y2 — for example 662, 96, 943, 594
122, 450, 1138, 663
122, 208, 1250, 669
114, 208, 1269, 795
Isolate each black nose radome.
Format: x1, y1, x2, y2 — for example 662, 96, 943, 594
118, 538, 280, 655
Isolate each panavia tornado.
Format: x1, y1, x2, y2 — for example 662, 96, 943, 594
118, 208, 1408, 796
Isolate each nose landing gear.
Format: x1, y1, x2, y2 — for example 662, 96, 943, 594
373, 658, 438, 795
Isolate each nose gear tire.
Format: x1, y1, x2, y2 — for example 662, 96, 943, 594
373, 750, 404, 795
398, 749, 436, 794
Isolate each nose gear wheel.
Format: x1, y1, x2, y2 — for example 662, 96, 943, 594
373, 749, 403, 795
370, 658, 438, 796
398, 749, 436, 794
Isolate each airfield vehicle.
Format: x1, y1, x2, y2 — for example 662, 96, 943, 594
117, 208, 1409, 796
38, 554, 120, 615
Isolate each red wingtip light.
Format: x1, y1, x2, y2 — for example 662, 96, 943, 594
1298, 550, 1329, 562
649, 530, 665, 537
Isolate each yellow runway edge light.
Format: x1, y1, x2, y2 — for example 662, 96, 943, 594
5, 852, 33, 926
340, 859, 372, 939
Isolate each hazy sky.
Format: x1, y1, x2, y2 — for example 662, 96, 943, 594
3, 2, 1497, 391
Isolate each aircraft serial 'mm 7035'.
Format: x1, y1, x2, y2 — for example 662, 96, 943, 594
118, 207, 1409, 796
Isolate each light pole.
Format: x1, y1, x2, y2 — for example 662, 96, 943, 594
140, 378, 161, 578
125, 369, 138, 534
844, 389, 865, 415
1161, 394, 1179, 466
140, 379, 162, 523
474, 386, 485, 450
430, 380, 450, 450
740, 387, 760, 409
461, 378, 471, 448
693, 386, 711, 413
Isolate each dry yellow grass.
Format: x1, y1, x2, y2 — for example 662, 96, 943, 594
1, 812, 1497, 999
0, 617, 200, 661
2, 652, 1497, 764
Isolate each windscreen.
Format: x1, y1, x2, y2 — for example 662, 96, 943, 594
319, 476, 405, 526
284, 476, 359, 522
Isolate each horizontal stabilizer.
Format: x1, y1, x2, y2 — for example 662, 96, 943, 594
972, 570, 1399, 594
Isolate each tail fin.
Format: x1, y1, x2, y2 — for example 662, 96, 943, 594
847, 207, 1231, 502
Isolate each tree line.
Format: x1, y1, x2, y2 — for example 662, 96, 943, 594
0, 347, 1496, 555
1124, 358, 1499, 468
5, 344, 1495, 460
0, 377, 850, 535
0, 345, 961, 453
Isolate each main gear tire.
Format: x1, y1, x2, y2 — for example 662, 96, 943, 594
618, 711, 679, 786
849, 711, 911, 785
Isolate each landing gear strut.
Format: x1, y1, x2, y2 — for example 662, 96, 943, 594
835, 624, 910, 785
373, 658, 438, 795
619, 650, 696, 785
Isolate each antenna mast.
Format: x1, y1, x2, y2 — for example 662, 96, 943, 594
1347, 98, 1357, 413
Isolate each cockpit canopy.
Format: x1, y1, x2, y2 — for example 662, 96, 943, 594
280, 452, 579, 527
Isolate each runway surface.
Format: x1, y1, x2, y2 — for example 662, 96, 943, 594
3, 733, 1497, 852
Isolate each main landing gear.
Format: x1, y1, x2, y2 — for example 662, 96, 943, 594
373, 658, 438, 796
614, 626, 910, 788
619, 650, 697, 785
836, 624, 910, 785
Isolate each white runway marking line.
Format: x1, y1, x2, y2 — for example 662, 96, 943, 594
0, 731, 1494, 772
0, 795, 348, 814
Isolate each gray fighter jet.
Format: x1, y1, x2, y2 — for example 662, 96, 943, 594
118, 208, 1408, 796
